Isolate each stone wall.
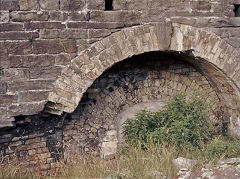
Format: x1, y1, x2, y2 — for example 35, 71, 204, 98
1, 0, 240, 128
0, 52, 225, 174
0, 0, 240, 174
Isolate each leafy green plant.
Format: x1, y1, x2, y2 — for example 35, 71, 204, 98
123, 93, 214, 148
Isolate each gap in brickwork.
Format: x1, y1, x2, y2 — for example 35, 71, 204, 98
105, 0, 113, 10
234, 4, 240, 17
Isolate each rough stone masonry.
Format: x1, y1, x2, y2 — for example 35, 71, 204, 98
0, 0, 240, 174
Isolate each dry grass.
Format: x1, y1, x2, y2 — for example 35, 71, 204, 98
1, 138, 240, 179
58, 144, 178, 179
0, 144, 178, 179
0, 163, 37, 179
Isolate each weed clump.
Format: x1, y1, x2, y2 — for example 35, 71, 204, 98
123, 93, 214, 149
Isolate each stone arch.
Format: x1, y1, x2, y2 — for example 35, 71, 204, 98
46, 22, 240, 136
63, 52, 225, 158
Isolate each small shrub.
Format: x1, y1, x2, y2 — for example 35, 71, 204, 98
123, 93, 214, 148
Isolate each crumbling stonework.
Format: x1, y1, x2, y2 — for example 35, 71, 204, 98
0, 0, 240, 173
0, 52, 225, 173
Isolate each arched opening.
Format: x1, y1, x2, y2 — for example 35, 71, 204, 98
45, 23, 240, 160
63, 51, 228, 159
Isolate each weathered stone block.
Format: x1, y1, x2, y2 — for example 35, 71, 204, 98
0, 32, 39, 40
11, 11, 49, 22
114, 0, 147, 10
147, 0, 165, 9
69, 11, 89, 21
33, 39, 77, 54
29, 67, 62, 79
90, 10, 141, 23
190, 1, 211, 11
77, 39, 90, 52
49, 11, 68, 21
19, 0, 38, 10
89, 29, 111, 39
87, 0, 104, 10
0, 23, 23, 31
1, 69, 29, 81
9, 101, 46, 116
24, 22, 65, 30
0, 11, 9, 22
39, 0, 59, 10
60, 0, 86, 11
18, 91, 49, 103
154, 22, 173, 50
53, 88, 77, 102
0, 0, 19, 10
55, 54, 76, 66
4, 41, 33, 55
21, 55, 55, 67
7, 79, 54, 94
40, 29, 88, 39
67, 21, 124, 29
0, 95, 17, 104
227, 37, 240, 48
0, 82, 7, 94
1, 56, 22, 68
